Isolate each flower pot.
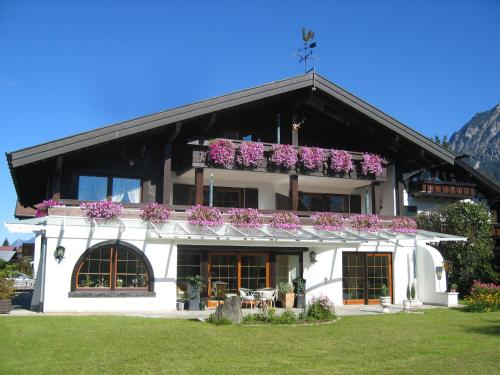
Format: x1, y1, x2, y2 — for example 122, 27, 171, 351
379, 296, 391, 313
176, 301, 185, 311
0, 299, 12, 314
403, 299, 411, 311
279, 292, 295, 309
295, 294, 306, 309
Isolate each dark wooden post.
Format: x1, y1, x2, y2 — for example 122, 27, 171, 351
195, 168, 204, 205
289, 175, 299, 211
162, 143, 172, 204
371, 182, 379, 215
52, 156, 63, 200
394, 164, 405, 216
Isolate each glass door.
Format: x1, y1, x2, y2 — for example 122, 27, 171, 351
240, 254, 268, 290
209, 254, 238, 294
342, 252, 392, 304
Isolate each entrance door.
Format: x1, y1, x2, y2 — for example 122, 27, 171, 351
342, 252, 392, 305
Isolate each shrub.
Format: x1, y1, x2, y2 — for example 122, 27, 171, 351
277, 282, 294, 293
207, 314, 232, 325
236, 142, 265, 168
270, 144, 297, 169
330, 149, 353, 174
187, 205, 223, 227
80, 201, 123, 223
464, 280, 500, 312
389, 217, 417, 233
35, 199, 63, 218
242, 308, 298, 325
298, 146, 324, 171
348, 214, 380, 232
380, 284, 389, 297
208, 139, 235, 168
227, 208, 262, 228
276, 309, 298, 325
140, 203, 170, 224
361, 153, 383, 176
0, 278, 15, 300
312, 212, 345, 231
292, 277, 306, 294
306, 295, 336, 321
270, 212, 301, 230
417, 201, 496, 294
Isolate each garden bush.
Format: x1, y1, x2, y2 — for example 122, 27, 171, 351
464, 280, 500, 312
303, 295, 336, 321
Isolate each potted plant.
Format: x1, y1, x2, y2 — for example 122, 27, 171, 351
330, 149, 353, 175
186, 275, 205, 311
0, 276, 15, 314
403, 284, 412, 311
269, 212, 301, 230
298, 146, 324, 172
292, 277, 306, 309
269, 144, 298, 170
379, 284, 391, 313
278, 282, 295, 309
208, 139, 235, 168
361, 153, 384, 177
450, 283, 458, 293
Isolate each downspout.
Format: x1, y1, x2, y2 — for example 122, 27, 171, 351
39, 230, 47, 312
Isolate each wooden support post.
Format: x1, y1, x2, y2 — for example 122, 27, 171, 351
195, 168, 204, 205
51, 156, 63, 200
162, 143, 172, 204
371, 182, 378, 215
289, 175, 299, 211
394, 164, 405, 216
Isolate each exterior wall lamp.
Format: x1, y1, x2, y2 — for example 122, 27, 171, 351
309, 251, 317, 265
435, 266, 443, 280
54, 246, 65, 263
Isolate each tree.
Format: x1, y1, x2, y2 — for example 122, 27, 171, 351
431, 135, 451, 150
417, 201, 496, 294
2, 238, 9, 246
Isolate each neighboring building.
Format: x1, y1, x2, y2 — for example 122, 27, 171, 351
6, 72, 473, 313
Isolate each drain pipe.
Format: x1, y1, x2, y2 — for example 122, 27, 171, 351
38, 230, 47, 313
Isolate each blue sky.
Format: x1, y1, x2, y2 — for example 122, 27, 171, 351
1, 0, 499, 242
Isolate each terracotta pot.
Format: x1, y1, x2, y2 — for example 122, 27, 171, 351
279, 292, 295, 309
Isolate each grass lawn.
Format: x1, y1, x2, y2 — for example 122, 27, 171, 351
1, 308, 499, 375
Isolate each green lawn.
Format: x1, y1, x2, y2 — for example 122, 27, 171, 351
1, 309, 499, 375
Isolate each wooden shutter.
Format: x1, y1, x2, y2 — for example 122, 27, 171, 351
349, 195, 361, 213
244, 188, 258, 208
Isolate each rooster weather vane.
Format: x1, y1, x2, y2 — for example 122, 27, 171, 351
295, 28, 318, 73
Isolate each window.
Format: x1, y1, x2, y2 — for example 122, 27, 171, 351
275, 255, 300, 285
299, 192, 349, 213
73, 244, 152, 291
172, 184, 256, 208
78, 176, 107, 201
77, 175, 141, 203
112, 178, 141, 203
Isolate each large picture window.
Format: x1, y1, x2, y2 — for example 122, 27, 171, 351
78, 175, 141, 203
73, 244, 152, 291
299, 192, 349, 213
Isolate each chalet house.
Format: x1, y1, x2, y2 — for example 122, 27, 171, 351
6, 72, 474, 313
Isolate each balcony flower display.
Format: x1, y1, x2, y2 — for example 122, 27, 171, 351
235, 142, 265, 168
348, 214, 380, 232
361, 153, 383, 177
330, 149, 353, 174
35, 199, 64, 218
187, 205, 223, 227
208, 139, 235, 168
140, 202, 170, 224
389, 217, 417, 233
270, 212, 301, 230
80, 201, 123, 223
270, 144, 298, 170
312, 212, 345, 231
227, 208, 262, 228
298, 146, 324, 171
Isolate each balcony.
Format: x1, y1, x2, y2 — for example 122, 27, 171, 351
187, 139, 388, 182
408, 180, 476, 199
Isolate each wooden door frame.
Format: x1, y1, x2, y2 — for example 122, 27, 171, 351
342, 252, 393, 305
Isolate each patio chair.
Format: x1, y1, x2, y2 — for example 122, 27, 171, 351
256, 288, 277, 308
239, 288, 257, 309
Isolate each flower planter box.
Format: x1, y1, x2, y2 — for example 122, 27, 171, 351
0, 299, 12, 314
279, 292, 295, 309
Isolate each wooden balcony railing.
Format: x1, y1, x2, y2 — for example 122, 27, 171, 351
188, 139, 388, 182
408, 180, 476, 198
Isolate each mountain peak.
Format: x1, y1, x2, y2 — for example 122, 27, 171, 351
449, 103, 500, 183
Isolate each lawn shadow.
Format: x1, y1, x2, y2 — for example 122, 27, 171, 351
464, 323, 500, 336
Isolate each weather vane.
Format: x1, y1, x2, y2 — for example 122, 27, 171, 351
295, 28, 318, 73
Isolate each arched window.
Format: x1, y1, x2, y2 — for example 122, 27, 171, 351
72, 242, 153, 292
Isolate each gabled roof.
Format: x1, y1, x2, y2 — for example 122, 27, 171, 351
6, 72, 457, 168
455, 159, 500, 200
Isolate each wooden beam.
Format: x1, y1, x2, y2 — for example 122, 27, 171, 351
162, 143, 172, 204
289, 175, 299, 211
51, 156, 63, 200
371, 182, 379, 214
195, 168, 204, 205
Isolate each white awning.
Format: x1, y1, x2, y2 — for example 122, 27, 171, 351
4, 216, 467, 245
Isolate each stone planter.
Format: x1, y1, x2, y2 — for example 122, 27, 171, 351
403, 299, 412, 311
187, 284, 200, 311
295, 294, 306, 309
279, 292, 295, 309
176, 301, 185, 311
0, 299, 12, 314
379, 296, 391, 313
